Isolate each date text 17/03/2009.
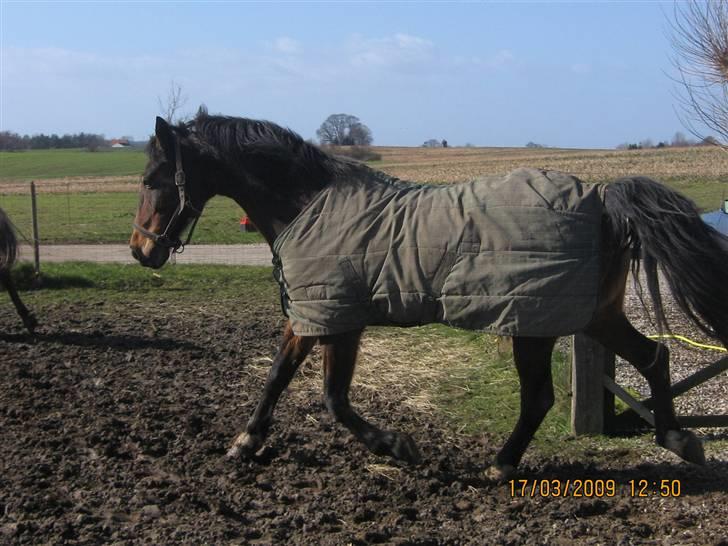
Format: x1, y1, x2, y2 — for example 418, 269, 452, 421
508, 479, 682, 498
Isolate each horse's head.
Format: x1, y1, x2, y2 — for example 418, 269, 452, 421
130, 117, 203, 268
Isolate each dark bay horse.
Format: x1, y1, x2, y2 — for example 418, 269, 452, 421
130, 112, 728, 480
0, 208, 37, 334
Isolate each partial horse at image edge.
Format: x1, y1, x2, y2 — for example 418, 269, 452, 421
0, 208, 37, 334
129, 113, 728, 480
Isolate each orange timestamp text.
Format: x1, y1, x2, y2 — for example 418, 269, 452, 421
508, 478, 682, 498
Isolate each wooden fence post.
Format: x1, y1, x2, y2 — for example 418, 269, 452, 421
571, 334, 615, 435
30, 181, 41, 283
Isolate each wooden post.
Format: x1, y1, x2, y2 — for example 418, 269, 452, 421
571, 334, 615, 435
30, 181, 41, 283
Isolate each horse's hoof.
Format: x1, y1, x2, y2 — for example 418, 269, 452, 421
226, 432, 263, 460
663, 430, 706, 465
23, 314, 37, 335
391, 433, 422, 465
484, 464, 515, 483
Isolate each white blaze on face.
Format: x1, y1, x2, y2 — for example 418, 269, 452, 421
142, 238, 156, 257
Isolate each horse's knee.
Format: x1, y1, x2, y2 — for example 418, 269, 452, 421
528, 384, 554, 424
540, 385, 555, 413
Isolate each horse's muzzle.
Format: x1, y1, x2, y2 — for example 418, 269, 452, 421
130, 242, 168, 269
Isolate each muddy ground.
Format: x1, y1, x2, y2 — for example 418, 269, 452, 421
1, 298, 728, 545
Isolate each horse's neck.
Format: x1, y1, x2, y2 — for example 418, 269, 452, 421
215, 159, 385, 247
218, 172, 329, 247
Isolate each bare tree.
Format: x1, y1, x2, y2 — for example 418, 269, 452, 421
669, 0, 728, 147
157, 80, 188, 124
317, 114, 373, 146
348, 123, 373, 146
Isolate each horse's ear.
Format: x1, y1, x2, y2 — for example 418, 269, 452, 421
155, 116, 175, 159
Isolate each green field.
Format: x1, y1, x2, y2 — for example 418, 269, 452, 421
1, 192, 264, 244
0, 148, 146, 181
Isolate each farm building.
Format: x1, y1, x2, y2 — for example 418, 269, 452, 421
110, 138, 130, 148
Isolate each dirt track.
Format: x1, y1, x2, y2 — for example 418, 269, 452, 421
2, 295, 728, 545
17, 244, 273, 266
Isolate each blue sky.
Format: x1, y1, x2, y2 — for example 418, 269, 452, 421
1, 1, 691, 148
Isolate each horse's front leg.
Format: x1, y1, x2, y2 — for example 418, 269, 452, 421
320, 329, 421, 464
0, 270, 37, 334
486, 336, 556, 482
227, 321, 315, 459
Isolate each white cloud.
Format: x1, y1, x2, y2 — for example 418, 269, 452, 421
348, 33, 435, 68
273, 36, 301, 55
489, 49, 515, 68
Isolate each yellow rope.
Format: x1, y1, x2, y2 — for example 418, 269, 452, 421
647, 334, 727, 353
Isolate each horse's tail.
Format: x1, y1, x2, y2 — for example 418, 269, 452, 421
603, 177, 728, 347
0, 207, 18, 273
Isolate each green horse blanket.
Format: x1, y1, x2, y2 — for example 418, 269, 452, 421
272, 167, 604, 337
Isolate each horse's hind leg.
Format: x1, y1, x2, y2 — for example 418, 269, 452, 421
227, 322, 316, 459
0, 270, 37, 334
486, 336, 557, 482
586, 313, 705, 465
320, 330, 421, 464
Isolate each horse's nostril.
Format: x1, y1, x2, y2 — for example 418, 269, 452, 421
130, 247, 141, 261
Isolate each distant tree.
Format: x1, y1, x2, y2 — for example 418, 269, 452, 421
672, 131, 691, 147
699, 135, 721, 146
441, 139, 448, 148
347, 122, 373, 146
85, 134, 107, 152
525, 141, 545, 148
158, 80, 188, 124
0, 131, 24, 151
669, 0, 728, 146
656, 141, 669, 148
317, 114, 373, 146
0, 131, 106, 150
464, 142, 475, 148
639, 138, 655, 149
422, 139, 442, 148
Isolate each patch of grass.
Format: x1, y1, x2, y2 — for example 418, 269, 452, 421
0, 192, 264, 244
661, 176, 728, 212
433, 333, 572, 442
0, 148, 147, 181
5, 262, 278, 305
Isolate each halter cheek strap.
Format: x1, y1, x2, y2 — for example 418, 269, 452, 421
133, 135, 202, 254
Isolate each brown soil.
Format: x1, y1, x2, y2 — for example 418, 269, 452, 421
1, 300, 727, 545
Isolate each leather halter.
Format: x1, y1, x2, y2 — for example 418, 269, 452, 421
133, 135, 202, 253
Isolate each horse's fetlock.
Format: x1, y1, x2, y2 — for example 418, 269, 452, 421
661, 429, 706, 466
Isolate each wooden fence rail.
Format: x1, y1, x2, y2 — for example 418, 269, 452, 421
570, 334, 728, 435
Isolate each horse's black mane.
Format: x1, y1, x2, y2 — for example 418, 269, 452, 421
169, 108, 356, 197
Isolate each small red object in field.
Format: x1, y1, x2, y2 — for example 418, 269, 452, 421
240, 216, 258, 232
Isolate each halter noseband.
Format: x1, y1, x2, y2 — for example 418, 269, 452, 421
133, 135, 202, 254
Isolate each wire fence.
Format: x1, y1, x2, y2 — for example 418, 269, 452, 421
0, 181, 271, 266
